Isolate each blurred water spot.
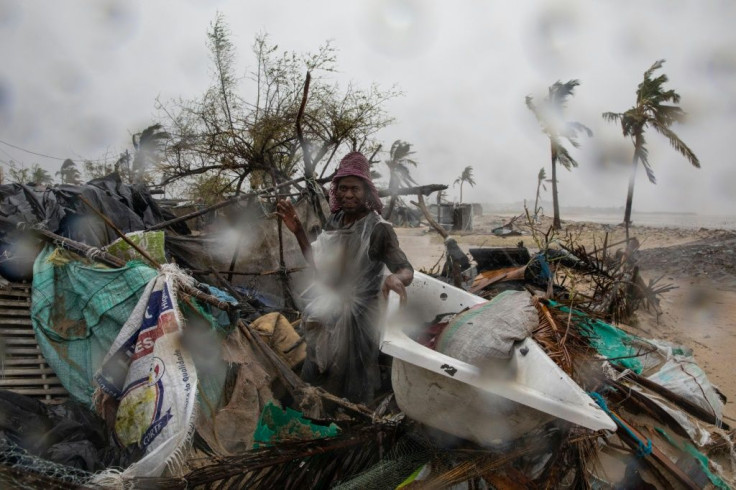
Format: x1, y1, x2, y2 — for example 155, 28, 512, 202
587, 138, 632, 173
0, 77, 13, 125
52, 62, 87, 96
0, 0, 21, 28
361, 0, 436, 58
685, 286, 714, 309
526, 3, 579, 70
684, 286, 719, 328
78, 115, 115, 148
713, 170, 736, 201
93, 0, 140, 48
705, 48, 736, 78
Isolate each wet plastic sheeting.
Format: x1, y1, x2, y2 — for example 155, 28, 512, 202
0, 173, 188, 247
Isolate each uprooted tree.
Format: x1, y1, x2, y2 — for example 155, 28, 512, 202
157, 14, 400, 203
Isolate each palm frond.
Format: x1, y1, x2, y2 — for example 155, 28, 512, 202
634, 135, 656, 184
549, 79, 581, 107
565, 121, 593, 138
653, 104, 686, 126
389, 140, 413, 161
642, 59, 666, 83
555, 143, 579, 170
176, 422, 401, 489
601, 112, 622, 124
651, 121, 701, 168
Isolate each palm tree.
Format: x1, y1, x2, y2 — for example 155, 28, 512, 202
383, 140, 417, 219
453, 165, 476, 203
57, 159, 82, 185
131, 124, 170, 184
603, 60, 700, 236
30, 165, 53, 185
533, 167, 548, 218
526, 80, 592, 229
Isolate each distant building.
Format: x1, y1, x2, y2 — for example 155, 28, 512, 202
429, 203, 473, 232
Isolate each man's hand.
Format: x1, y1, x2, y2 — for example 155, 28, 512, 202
382, 273, 408, 305
276, 199, 302, 234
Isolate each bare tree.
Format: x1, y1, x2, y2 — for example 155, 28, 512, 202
158, 15, 399, 202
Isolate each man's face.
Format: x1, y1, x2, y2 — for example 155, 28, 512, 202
336, 176, 367, 214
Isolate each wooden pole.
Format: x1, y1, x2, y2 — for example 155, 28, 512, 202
79, 196, 161, 268
145, 176, 312, 231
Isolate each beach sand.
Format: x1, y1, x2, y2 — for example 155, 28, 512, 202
395, 214, 736, 421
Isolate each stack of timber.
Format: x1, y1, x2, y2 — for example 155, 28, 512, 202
0, 283, 68, 403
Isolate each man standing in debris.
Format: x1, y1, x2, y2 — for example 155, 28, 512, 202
277, 151, 413, 405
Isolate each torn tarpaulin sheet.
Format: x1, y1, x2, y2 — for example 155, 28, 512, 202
0, 173, 189, 247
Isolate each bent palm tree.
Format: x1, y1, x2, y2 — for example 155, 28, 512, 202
533, 167, 548, 219
131, 124, 170, 184
603, 60, 700, 236
56, 159, 82, 185
30, 165, 53, 185
453, 165, 476, 203
383, 140, 417, 219
526, 80, 592, 229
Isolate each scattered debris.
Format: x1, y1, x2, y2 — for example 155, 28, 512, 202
0, 177, 733, 489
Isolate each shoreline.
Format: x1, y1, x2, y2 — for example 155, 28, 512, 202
486, 211, 736, 231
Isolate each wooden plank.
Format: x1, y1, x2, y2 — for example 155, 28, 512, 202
0, 358, 52, 366
0, 318, 32, 326
0, 290, 31, 298
0, 328, 36, 335
2, 337, 38, 345
611, 408, 700, 490
3, 347, 41, 355
0, 308, 31, 316
1, 367, 56, 376
6, 387, 68, 396
0, 299, 31, 307
0, 376, 62, 386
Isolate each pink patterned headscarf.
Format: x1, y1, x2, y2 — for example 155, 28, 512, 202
329, 151, 383, 214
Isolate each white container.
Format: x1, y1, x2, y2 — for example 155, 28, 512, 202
380, 272, 615, 446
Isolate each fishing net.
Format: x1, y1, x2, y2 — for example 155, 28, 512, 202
0, 438, 94, 488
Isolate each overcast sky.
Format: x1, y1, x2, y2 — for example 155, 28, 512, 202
1, 0, 735, 215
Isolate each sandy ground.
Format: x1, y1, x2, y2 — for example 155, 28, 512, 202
395, 214, 736, 421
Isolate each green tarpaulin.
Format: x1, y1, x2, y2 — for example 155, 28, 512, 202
31, 245, 158, 404
31, 245, 233, 412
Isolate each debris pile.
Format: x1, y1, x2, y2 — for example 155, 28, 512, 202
0, 177, 733, 488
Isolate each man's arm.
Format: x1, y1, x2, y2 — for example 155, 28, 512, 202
371, 223, 414, 304
276, 199, 315, 267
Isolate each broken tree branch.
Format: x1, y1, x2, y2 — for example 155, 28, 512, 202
296, 71, 313, 177
412, 193, 448, 239
79, 196, 161, 269
378, 184, 447, 198
146, 175, 318, 231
